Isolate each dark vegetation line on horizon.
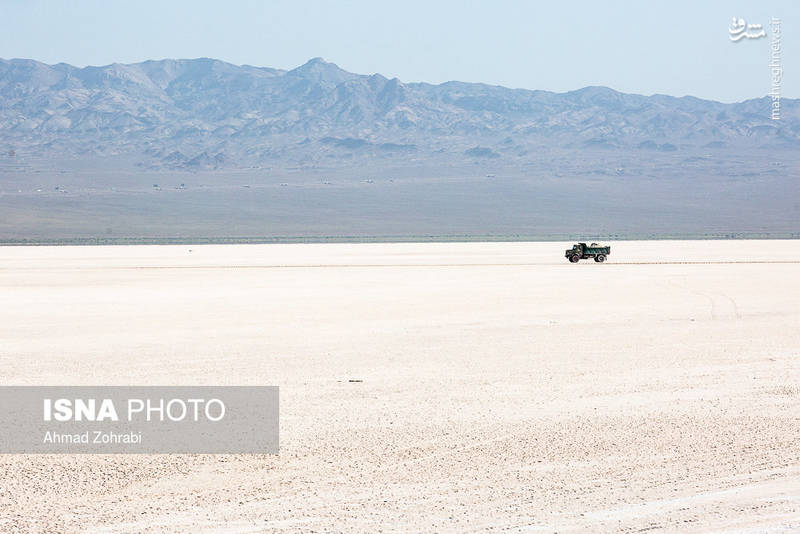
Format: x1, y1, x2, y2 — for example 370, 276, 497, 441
3, 233, 800, 247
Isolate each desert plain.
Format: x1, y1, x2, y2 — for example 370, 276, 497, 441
0, 240, 798, 533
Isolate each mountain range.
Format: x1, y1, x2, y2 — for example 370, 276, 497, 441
1, 57, 798, 170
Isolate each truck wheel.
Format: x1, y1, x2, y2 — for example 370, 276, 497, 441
569, 255, 580, 263
595, 254, 606, 263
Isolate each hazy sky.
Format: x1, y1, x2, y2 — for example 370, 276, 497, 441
1, 0, 796, 102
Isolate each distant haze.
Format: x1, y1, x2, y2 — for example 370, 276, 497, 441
1, 56, 798, 170
0, 56, 798, 242
0, 0, 797, 103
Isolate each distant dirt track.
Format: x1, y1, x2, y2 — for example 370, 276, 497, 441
3, 260, 800, 271
602, 260, 800, 265
121, 259, 800, 268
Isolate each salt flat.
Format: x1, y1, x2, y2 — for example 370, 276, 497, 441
0, 241, 798, 533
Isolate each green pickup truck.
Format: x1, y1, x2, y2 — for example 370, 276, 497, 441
565, 242, 611, 263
